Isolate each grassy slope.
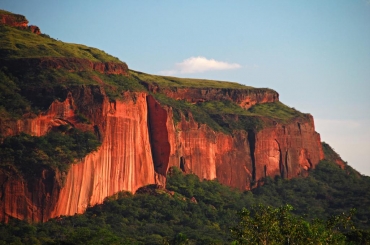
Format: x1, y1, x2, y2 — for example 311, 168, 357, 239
130, 70, 307, 132
0, 22, 307, 132
0, 25, 120, 62
130, 70, 256, 89
154, 94, 307, 133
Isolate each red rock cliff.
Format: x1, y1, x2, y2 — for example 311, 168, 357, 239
0, 86, 324, 222
0, 12, 28, 28
147, 95, 324, 190
0, 88, 156, 222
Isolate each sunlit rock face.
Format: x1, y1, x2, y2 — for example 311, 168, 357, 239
52, 92, 156, 218
0, 168, 61, 223
252, 117, 324, 183
0, 13, 29, 28
0, 85, 324, 222
162, 109, 323, 191
0, 12, 41, 34
0, 90, 156, 222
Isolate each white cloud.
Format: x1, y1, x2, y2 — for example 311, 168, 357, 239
159, 56, 241, 75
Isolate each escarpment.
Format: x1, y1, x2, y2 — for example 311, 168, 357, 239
0, 11, 326, 222
161, 106, 323, 190
0, 81, 325, 222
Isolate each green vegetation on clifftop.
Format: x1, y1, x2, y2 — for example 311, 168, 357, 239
0, 25, 121, 62
154, 93, 307, 134
131, 70, 255, 89
0, 20, 306, 133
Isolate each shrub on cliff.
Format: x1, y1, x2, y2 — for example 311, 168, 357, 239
0, 127, 101, 180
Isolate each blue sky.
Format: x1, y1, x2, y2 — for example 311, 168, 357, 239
1, 1, 369, 175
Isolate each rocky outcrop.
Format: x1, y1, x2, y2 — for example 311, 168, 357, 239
0, 12, 28, 28
0, 58, 128, 76
142, 82, 279, 109
0, 86, 324, 222
29, 25, 41, 34
0, 11, 41, 34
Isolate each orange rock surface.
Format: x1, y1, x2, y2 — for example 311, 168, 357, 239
0, 90, 156, 222
52, 93, 156, 217
0, 13, 28, 28
0, 86, 324, 222
0, 12, 41, 34
165, 112, 324, 190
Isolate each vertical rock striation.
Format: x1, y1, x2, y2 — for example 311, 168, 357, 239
155, 102, 324, 190
52, 93, 156, 217
0, 86, 324, 222
0, 90, 156, 222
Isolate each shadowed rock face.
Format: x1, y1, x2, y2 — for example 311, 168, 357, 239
0, 78, 323, 223
0, 58, 129, 76
147, 96, 170, 179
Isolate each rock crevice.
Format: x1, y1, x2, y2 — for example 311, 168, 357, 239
0, 87, 324, 223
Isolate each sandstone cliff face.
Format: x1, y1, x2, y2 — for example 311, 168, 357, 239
0, 85, 324, 222
0, 13, 28, 28
0, 89, 156, 222
51, 93, 156, 217
146, 95, 323, 190
161, 109, 323, 190
0, 168, 61, 223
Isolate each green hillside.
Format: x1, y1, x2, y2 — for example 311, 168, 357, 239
130, 70, 256, 89
0, 25, 120, 62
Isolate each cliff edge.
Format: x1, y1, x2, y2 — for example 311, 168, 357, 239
0, 10, 324, 222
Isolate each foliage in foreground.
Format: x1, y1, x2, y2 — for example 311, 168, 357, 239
231, 204, 355, 245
